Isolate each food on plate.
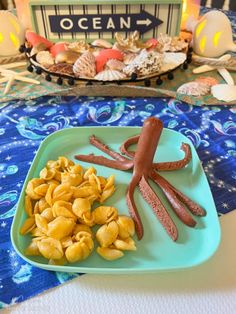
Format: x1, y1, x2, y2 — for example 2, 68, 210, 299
75, 117, 206, 241
21, 156, 136, 264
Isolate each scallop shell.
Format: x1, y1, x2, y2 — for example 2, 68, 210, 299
177, 82, 210, 96
36, 51, 54, 68
211, 84, 236, 102
106, 59, 125, 71
73, 51, 96, 78
91, 39, 112, 49
123, 49, 163, 76
30, 42, 47, 56
94, 70, 126, 81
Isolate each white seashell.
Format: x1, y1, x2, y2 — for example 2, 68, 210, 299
91, 39, 112, 49
161, 52, 187, 73
123, 49, 163, 76
177, 82, 210, 96
73, 51, 96, 78
94, 70, 126, 81
36, 51, 54, 67
123, 53, 137, 65
211, 84, 236, 102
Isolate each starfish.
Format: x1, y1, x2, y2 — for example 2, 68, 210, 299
0, 61, 40, 95
75, 117, 206, 241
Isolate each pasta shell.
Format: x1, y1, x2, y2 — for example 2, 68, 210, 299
45, 183, 57, 206
26, 178, 45, 200
79, 211, 95, 227
65, 242, 83, 263
25, 242, 40, 256
35, 213, 48, 234
93, 206, 118, 225
116, 215, 135, 239
40, 168, 56, 180
47, 216, 75, 240
96, 221, 119, 247
61, 172, 83, 186
60, 236, 73, 248
24, 195, 33, 217
38, 198, 50, 213
72, 198, 91, 218
67, 164, 83, 175
73, 224, 93, 237
99, 185, 115, 203
20, 217, 36, 235
113, 237, 136, 251
40, 207, 54, 222
34, 183, 49, 197
53, 183, 73, 203
83, 167, 97, 180
97, 247, 124, 261
37, 237, 64, 260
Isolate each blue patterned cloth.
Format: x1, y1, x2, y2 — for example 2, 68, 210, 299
0, 96, 236, 308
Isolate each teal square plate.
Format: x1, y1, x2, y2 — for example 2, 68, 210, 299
11, 127, 221, 274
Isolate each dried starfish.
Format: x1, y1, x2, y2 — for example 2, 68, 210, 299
75, 117, 206, 240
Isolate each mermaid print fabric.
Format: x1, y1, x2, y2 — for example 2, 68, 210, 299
0, 95, 236, 308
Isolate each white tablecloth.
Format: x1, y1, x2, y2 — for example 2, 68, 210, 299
4, 211, 236, 314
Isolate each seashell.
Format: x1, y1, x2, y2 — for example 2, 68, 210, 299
55, 50, 80, 64
123, 53, 137, 65
123, 49, 163, 76
95, 49, 123, 72
47, 63, 74, 76
211, 84, 236, 102
94, 69, 126, 81
26, 31, 53, 49
195, 77, 219, 87
114, 31, 145, 53
73, 51, 96, 78
177, 81, 210, 96
30, 42, 47, 56
67, 41, 90, 53
91, 39, 112, 49
106, 59, 125, 71
161, 52, 187, 73
50, 42, 67, 57
36, 51, 54, 68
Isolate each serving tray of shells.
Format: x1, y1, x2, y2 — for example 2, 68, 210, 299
24, 31, 190, 86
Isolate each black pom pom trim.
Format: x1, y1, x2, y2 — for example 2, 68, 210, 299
68, 78, 75, 86
131, 72, 137, 81
57, 77, 63, 85
45, 74, 51, 82
167, 72, 174, 80
144, 79, 151, 87
156, 77, 163, 86
27, 65, 34, 72
36, 67, 42, 75
86, 81, 93, 86
183, 62, 188, 70
19, 45, 25, 53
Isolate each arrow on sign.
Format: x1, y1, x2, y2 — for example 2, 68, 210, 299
136, 19, 152, 26
49, 10, 163, 35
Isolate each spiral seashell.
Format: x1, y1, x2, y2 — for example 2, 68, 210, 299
73, 51, 96, 78
94, 69, 126, 81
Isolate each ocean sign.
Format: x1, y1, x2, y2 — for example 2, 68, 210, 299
49, 10, 163, 35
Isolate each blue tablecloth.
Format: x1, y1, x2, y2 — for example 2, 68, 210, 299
0, 96, 236, 308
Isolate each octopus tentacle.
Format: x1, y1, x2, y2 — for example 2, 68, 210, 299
150, 171, 196, 227
119, 134, 139, 158
153, 143, 192, 171
75, 154, 134, 170
126, 176, 144, 240
139, 175, 178, 241
90, 135, 130, 162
